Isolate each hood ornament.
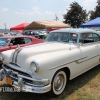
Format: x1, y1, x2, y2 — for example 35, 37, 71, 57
15, 44, 21, 51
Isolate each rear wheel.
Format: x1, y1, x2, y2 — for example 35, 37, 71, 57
50, 70, 67, 96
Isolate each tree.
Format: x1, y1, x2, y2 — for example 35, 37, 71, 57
63, 2, 88, 28
89, 0, 100, 20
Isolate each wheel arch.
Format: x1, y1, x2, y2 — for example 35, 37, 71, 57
62, 67, 70, 81
50, 67, 70, 96
52, 67, 70, 83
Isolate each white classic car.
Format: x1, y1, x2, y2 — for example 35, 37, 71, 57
0, 28, 100, 96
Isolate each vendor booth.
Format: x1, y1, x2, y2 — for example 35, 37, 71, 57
24, 20, 70, 32
80, 17, 100, 30
10, 22, 29, 31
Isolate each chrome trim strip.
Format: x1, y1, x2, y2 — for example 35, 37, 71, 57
49, 56, 88, 70
15, 49, 22, 63
12, 46, 22, 63
12, 50, 16, 62
75, 55, 99, 64
49, 55, 99, 70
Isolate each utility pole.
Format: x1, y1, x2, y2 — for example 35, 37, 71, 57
4, 23, 7, 30
54, 13, 59, 21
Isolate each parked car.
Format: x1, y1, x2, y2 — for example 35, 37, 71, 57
23, 31, 47, 39
0, 28, 100, 96
0, 35, 44, 52
0, 32, 16, 37
37, 31, 47, 39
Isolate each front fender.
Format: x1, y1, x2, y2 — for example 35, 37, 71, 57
21, 49, 81, 83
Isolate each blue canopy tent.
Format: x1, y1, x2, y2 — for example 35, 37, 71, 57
80, 17, 100, 27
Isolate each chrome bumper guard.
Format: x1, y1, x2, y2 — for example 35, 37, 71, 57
0, 64, 51, 93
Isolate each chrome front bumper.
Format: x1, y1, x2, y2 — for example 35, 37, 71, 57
0, 64, 51, 93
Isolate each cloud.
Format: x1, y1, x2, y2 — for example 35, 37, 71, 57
0, 7, 9, 12
45, 11, 55, 15
82, 0, 96, 5
14, 6, 41, 15
81, 0, 97, 10
15, 10, 34, 15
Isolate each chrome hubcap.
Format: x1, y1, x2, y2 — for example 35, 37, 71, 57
54, 74, 64, 91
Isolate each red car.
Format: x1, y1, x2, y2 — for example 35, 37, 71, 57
0, 35, 44, 52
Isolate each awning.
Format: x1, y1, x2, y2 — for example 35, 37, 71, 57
10, 22, 29, 30
24, 20, 70, 30
80, 17, 100, 27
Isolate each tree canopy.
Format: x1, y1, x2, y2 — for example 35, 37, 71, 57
89, 0, 100, 20
63, 2, 88, 28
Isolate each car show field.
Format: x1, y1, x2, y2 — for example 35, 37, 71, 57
1, 28, 100, 97
1, 0, 100, 99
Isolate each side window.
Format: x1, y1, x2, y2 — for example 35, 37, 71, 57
10, 38, 25, 45
24, 38, 32, 44
93, 33, 100, 42
10, 38, 16, 45
79, 33, 94, 44
19, 38, 25, 44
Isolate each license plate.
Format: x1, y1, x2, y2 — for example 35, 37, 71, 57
6, 77, 13, 85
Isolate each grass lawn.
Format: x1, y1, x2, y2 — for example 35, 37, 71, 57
0, 64, 100, 100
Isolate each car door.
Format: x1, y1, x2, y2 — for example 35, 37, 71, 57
93, 33, 100, 62
79, 32, 99, 73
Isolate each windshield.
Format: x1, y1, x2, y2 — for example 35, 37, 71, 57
0, 38, 9, 46
45, 32, 78, 43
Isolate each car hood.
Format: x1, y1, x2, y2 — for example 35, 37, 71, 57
3, 42, 78, 70
18, 42, 77, 56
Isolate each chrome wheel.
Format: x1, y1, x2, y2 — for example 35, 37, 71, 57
54, 74, 64, 91
52, 70, 67, 95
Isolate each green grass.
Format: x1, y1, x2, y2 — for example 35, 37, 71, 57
0, 64, 100, 100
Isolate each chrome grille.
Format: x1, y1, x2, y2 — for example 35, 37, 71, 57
3, 64, 31, 77
2, 64, 34, 84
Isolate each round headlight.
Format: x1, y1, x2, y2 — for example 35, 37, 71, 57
30, 61, 39, 72
0, 53, 4, 62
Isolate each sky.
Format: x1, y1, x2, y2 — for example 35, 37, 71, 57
0, 0, 97, 29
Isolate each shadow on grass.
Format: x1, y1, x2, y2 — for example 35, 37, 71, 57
0, 64, 100, 100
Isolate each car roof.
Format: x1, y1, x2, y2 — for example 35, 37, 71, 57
51, 28, 98, 34
0, 35, 34, 39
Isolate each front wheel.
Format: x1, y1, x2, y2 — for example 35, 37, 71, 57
50, 70, 67, 96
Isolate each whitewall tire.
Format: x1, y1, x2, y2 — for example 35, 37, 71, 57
51, 70, 67, 96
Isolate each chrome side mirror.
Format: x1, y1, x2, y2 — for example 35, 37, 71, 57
78, 42, 83, 47
79, 42, 83, 46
